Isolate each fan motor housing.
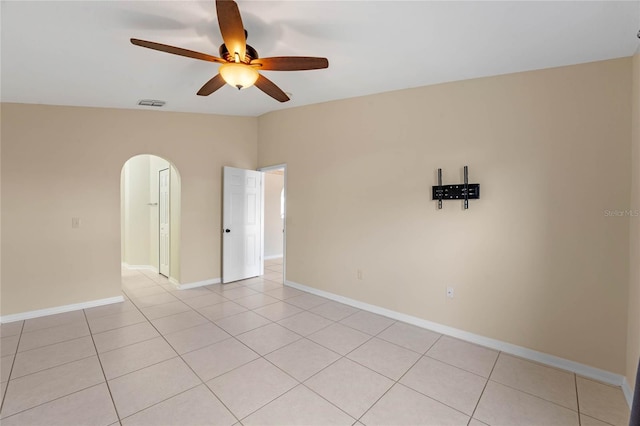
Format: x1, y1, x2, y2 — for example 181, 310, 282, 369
219, 43, 258, 63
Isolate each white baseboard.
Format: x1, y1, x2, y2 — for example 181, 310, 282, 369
0, 296, 125, 324
122, 263, 158, 273
264, 255, 284, 261
622, 377, 634, 408
168, 277, 180, 289
172, 277, 221, 290
285, 279, 628, 393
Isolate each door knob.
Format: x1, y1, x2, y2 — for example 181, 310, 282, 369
225, 229, 231, 233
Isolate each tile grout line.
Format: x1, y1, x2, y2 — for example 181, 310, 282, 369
276, 315, 336, 339
9, 266, 618, 425
422, 351, 495, 381
352, 329, 443, 384
288, 321, 389, 422
0, 320, 25, 416
82, 309, 123, 424
19, 315, 86, 335
212, 284, 325, 336
333, 311, 397, 338
95, 333, 159, 357
115, 383, 202, 424
87, 303, 154, 342
578, 414, 619, 426
375, 334, 487, 420
284, 276, 610, 416
468, 349, 500, 424
127, 295, 183, 312
25, 272, 432, 417
7, 353, 98, 383
88, 319, 150, 336
241, 284, 403, 394
100, 354, 186, 382
224, 311, 312, 391
4, 315, 131, 421
152, 293, 292, 360
212, 281, 367, 423
121, 282, 164, 293
488, 376, 582, 414
12, 269, 523, 425
378, 334, 443, 384
160, 296, 241, 322
575, 373, 582, 426
250, 302, 308, 322
11, 331, 90, 355
145, 310, 212, 335
18, 273, 337, 419
233, 366, 297, 423
355, 332, 445, 423
84, 305, 139, 322
256, 348, 358, 423
15, 329, 91, 355
0, 383, 115, 422
123, 289, 244, 426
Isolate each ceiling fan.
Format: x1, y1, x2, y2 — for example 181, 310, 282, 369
130, 0, 329, 102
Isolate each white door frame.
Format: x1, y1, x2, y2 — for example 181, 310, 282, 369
158, 167, 170, 277
258, 164, 287, 284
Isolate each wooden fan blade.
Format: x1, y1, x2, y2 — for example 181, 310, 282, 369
131, 39, 226, 64
197, 74, 226, 96
216, 0, 246, 62
251, 57, 329, 71
254, 74, 290, 102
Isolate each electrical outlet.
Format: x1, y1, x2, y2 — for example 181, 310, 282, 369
446, 286, 454, 298
357, 269, 363, 280
71, 217, 81, 229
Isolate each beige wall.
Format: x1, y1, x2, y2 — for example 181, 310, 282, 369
264, 172, 284, 258
122, 155, 151, 266
1, 104, 257, 315
628, 53, 640, 391
258, 58, 631, 374
0, 57, 636, 380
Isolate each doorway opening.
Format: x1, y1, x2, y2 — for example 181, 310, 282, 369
120, 154, 181, 284
260, 165, 286, 284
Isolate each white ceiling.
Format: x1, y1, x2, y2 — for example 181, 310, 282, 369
2, 1, 639, 117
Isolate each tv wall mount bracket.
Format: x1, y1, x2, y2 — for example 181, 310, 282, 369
432, 166, 480, 210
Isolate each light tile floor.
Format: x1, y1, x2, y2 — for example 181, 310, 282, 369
0, 258, 631, 425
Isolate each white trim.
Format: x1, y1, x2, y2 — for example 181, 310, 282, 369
0, 296, 125, 324
285, 279, 627, 390
168, 277, 181, 289
259, 164, 287, 173
264, 255, 284, 261
260, 171, 265, 277
258, 164, 287, 284
175, 277, 221, 290
622, 377, 634, 408
122, 263, 158, 273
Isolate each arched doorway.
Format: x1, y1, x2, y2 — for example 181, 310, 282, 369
120, 154, 181, 284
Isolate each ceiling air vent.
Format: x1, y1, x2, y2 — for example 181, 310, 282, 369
137, 99, 166, 107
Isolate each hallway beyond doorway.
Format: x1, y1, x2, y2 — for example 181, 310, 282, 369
263, 257, 283, 284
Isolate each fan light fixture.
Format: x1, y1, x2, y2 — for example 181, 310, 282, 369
219, 62, 259, 90
130, 0, 328, 102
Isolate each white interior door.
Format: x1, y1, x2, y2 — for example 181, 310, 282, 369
159, 168, 170, 277
223, 166, 263, 283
